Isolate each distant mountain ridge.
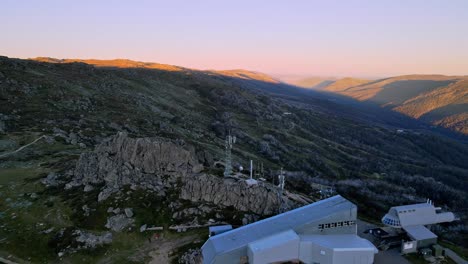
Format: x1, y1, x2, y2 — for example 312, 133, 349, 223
292, 75, 468, 135
33, 57, 185, 72
289, 77, 337, 89
32, 57, 468, 135
33, 57, 281, 84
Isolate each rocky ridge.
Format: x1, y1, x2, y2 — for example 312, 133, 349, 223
68, 132, 304, 216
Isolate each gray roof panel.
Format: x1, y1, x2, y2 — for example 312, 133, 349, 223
202, 195, 356, 263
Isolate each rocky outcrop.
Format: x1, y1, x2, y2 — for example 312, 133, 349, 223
180, 174, 289, 215
69, 132, 203, 200
68, 132, 303, 216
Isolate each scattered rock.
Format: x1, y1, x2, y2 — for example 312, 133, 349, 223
83, 185, 94, 192
124, 208, 134, 218
97, 188, 118, 202
105, 214, 134, 232
74, 230, 112, 248
242, 214, 260, 225
82, 205, 91, 217
107, 207, 114, 213
42, 227, 55, 234
178, 248, 202, 264
41, 172, 64, 187
139, 224, 147, 232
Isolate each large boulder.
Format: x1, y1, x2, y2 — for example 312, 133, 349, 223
105, 214, 135, 232
69, 132, 202, 193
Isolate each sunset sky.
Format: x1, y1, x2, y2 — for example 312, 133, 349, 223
2, 0, 468, 78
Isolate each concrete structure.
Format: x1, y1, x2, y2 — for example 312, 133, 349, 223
202, 195, 377, 264
382, 201, 455, 252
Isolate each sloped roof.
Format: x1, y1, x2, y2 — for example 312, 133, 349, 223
202, 195, 356, 264
393, 203, 438, 227
404, 225, 437, 241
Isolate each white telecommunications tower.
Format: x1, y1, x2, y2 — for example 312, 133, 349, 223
278, 167, 285, 194
277, 167, 287, 213
224, 133, 236, 177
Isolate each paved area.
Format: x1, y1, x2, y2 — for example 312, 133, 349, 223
374, 248, 411, 264
357, 220, 411, 264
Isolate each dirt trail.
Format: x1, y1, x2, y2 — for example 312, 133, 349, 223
148, 234, 200, 264
0, 135, 46, 158
124, 233, 201, 264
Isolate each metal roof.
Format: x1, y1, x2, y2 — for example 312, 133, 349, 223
392, 203, 443, 227
403, 225, 437, 241
300, 234, 378, 252
392, 203, 433, 212
202, 195, 356, 264
209, 225, 232, 233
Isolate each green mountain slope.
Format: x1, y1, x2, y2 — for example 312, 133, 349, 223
1, 56, 467, 255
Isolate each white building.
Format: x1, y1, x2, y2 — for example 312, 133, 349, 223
382, 201, 455, 250
202, 195, 377, 264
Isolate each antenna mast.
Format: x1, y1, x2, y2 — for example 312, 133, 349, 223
277, 168, 286, 213
224, 132, 236, 177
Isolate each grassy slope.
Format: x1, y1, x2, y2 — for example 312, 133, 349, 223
1, 57, 468, 260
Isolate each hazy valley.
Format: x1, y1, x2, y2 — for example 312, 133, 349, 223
293, 75, 468, 135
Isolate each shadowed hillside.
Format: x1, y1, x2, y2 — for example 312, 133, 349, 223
316, 75, 468, 134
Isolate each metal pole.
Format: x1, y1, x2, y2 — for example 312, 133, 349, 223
250, 160, 253, 179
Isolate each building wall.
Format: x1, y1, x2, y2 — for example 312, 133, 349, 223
333, 250, 376, 264
296, 208, 358, 236
417, 237, 437, 249
300, 240, 333, 264
247, 236, 300, 264
401, 241, 418, 254
212, 248, 247, 264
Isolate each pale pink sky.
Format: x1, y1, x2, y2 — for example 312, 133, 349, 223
1, 0, 468, 78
